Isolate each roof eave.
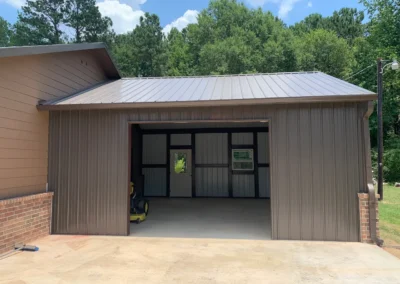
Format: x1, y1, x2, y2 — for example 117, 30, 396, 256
37, 94, 377, 111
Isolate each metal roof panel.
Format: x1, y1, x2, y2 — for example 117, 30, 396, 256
41, 72, 376, 109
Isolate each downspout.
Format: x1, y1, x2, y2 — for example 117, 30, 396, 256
363, 101, 383, 246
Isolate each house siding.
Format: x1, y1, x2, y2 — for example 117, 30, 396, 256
0, 51, 111, 199
47, 102, 370, 240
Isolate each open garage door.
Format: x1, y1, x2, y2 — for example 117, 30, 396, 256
129, 121, 271, 240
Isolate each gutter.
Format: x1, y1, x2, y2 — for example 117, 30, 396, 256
364, 101, 384, 246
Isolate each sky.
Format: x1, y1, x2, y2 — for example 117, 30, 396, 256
0, 0, 366, 35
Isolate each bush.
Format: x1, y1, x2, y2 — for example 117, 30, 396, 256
383, 149, 400, 183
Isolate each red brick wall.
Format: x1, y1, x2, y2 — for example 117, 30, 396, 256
358, 193, 380, 243
0, 192, 53, 254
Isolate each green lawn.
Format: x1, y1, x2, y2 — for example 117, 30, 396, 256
379, 185, 400, 246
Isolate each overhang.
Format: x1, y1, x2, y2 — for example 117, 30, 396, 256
38, 71, 376, 111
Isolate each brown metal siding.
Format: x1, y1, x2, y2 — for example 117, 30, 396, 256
48, 102, 370, 240
49, 110, 129, 235
0, 51, 111, 199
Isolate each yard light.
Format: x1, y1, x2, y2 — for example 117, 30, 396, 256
391, 60, 399, 70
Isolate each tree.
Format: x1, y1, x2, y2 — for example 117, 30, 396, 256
132, 13, 166, 77
14, 0, 66, 45
291, 13, 328, 35
0, 17, 12, 47
165, 28, 193, 76
64, 0, 113, 43
296, 29, 353, 78
328, 8, 365, 44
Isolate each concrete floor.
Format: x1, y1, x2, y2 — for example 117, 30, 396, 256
130, 198, 271, 240
1, 235, 400, 283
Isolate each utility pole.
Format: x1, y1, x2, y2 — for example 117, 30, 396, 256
377, 58, 383, 201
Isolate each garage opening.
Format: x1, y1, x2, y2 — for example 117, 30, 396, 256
129, 121, 271, 240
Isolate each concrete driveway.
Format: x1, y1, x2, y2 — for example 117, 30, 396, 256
1, 235, 400, 284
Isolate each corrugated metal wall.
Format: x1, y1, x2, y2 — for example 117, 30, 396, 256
195, 134, 229, 197
171, 134, 191, 145
232, 133, 253, 145
48, 110, 129, 235
142, 168, 167, 196
233, 175, 255, 197
196, 168, 229, 197
196, 134, 228, 164
142, 134, 167, 196
48, 102, 370, 240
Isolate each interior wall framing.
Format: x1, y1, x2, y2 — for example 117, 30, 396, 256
139, 127, 270, 198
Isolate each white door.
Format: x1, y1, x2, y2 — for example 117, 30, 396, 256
170, 149, 192, 197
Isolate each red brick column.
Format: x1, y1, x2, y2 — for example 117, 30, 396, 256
0, 192, 53, 254
358, 193, 380, 243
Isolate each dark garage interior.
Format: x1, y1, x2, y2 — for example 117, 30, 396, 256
129, 121, 272, 240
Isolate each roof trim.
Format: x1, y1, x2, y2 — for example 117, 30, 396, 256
37, 94, 377, 111
0, 42, 122, 79
1, 42, 104, 58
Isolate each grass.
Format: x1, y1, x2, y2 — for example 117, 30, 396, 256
379, 185, 400, 246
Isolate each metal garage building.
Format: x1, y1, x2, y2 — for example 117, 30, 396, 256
0, 43, 378, 245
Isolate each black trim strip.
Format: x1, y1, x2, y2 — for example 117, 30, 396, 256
231, 144, 255, 149
141, 127, 269, 135
166, 134, 171, 197
258, 163, 270, 167
254, 132, 259, 198
232, 171, 255, 175
228, 133, 233, 198
191, 133, 196, 197
195, 164, 229, 168
169, 145, 192, 149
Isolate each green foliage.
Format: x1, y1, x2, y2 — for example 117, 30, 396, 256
14, 0, 66, 45
296, 29, 354, 77
0, 17, 12, 47
11, 0, 114, 45
174, 158, 186, 174
64, 0, 113, 43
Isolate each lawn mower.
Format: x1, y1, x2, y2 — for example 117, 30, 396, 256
130, 182, 149, 224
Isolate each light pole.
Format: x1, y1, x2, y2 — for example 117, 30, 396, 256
377, 58, 399, 201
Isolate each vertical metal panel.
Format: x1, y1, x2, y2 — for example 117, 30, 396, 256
49, 109, 129, 236
48, 103, 369, 240
232, 133, 253, 145
287, 108, 301, 240
171, 134, 191, 145
257, 132, 269, 163
196, 133, 228, 164
298, 107, 313, 240
195, 168, 229, 197
232, 175, 255, 197
321, 105, 336, 240
142, 168, 167, 196
142, 134, 166, 164
258, 168, 270, 198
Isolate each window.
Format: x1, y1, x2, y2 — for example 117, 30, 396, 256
174, 152, 187, 174
232, 149, 254, 170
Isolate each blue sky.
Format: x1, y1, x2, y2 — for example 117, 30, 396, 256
0, 0, 366, 34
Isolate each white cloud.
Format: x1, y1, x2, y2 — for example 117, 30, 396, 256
0, 0, 25, 8
246, 0, 302, 18
96, 0, 145, 34
307, 1, 312, 7
163, 10, 199, 35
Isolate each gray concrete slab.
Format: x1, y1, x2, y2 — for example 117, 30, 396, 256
130, 198, 271, 240
1, 235, 400, 283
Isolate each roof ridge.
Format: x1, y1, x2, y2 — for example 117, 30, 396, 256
122, 71, 321, 80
